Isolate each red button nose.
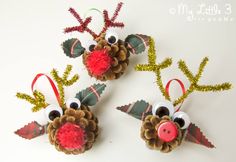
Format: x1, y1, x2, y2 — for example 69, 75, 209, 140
157, 121, 178, 142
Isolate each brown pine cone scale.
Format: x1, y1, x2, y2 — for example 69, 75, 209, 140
141, 115, 184, 153
47, 105, 99, 154
83, 33, 130, 81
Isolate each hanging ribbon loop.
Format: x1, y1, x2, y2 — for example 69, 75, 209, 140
165, 79, 186, 112
83, 8, 102, 19
31, 73, 62, 106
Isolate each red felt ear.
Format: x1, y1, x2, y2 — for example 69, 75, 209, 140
15, 121, 46, 140
185, 123, 215, 148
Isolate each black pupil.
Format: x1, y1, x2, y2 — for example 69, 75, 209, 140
89, 44, 95, 52
155, 106, 169, 117
49, 110, 61, 121
70, 102, 79, 109
174, 118, 185, 128
108, 36, 116, 44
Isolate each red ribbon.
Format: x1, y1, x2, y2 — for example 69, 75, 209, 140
165, 79, 186, 112
31, 73, 61, 106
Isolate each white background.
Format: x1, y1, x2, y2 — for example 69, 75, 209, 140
0, 0, 236, 162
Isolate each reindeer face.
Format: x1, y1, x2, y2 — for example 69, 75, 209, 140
15, 65, 106, 155
141, 101, 190, 153
117, 100, 193, 153
62, 2, 149, 81
82, 32, 129, 81
46, 98, 98, 154
64, 32, 149, 81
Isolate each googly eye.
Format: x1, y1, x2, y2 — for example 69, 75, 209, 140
152, 101, 174, 118
105, 30, 118, 45
172, 111, 190, 129
66, 97, 81, 110
45, 105, 63, 122
85, 40, 97, 52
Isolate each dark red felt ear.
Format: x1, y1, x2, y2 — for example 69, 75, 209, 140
185, 123, 215, 148
15, 121, 46, 140
62, 38, 85, 58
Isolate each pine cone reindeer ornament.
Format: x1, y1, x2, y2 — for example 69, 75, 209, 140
62, 2, 150, 81
116, 38, 232, 153
15, 65, 106, 154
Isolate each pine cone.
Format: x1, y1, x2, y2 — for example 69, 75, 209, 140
83, 33, 130, 81
140, 115, 184, 153
47, 105, 99, 154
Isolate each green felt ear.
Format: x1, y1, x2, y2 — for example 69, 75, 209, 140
125, 34, 150, 54
75, 83, 106, 106
116, 100, 152, 120
62, 38, 85, 58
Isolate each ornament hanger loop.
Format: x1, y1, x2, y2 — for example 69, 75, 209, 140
31, 74, 62, 106
165, 79, 186, 112
83, 8, 102, 19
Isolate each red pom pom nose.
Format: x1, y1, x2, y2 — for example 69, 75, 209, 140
157, 121, 178, 142
56, 123, 85, 149
86, 49, 112, 76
